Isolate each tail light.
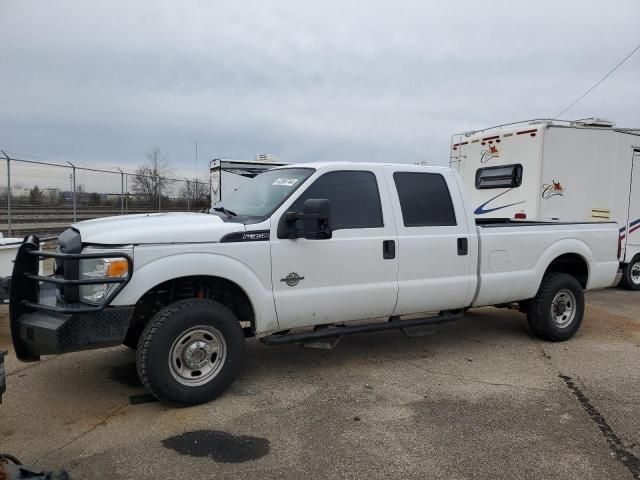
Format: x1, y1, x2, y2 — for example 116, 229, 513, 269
618, 235, 622, 259
514, 213, 527, 219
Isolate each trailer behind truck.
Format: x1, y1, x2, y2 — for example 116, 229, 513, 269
210, 155, 287, 204
450, 118, 640, 289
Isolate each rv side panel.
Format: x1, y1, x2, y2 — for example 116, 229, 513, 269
538, 127, 620, 221
538, 128, 639, 261
452, 127, 543, 219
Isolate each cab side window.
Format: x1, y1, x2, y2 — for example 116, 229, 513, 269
393, 172, 457, 227
292, 171, 383, 230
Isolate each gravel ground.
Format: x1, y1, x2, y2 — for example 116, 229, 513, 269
0, 289, 639, 480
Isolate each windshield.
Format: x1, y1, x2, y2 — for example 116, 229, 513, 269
214, 167, 314, 219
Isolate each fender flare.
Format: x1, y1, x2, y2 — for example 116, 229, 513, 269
111, 252, 279, 333
531, 238, 592, 292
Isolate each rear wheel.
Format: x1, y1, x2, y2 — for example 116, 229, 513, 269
136, 299, 245, 406
527, 273, 584, 342
620, 256, 640, 291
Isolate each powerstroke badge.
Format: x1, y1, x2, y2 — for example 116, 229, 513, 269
242, 232, 269, 241
220, 230, 270, 242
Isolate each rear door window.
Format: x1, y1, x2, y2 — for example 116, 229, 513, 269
393, 172, 457, 227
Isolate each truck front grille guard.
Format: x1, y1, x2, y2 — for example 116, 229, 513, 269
11, 235, 133, 314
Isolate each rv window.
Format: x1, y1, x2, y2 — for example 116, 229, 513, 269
475, 164, 523, 189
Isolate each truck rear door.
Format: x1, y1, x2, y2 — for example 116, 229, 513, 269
383, 166, 477, 314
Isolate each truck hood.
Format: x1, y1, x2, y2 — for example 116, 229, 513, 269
72, 212, 245, 245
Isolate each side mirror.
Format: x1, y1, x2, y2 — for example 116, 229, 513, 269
301, 198, 331, 240
277, 198, 332, 240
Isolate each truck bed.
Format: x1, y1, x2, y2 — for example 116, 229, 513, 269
472, 221, 619, 307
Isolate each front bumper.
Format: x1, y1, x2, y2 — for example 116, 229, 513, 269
16, 295, 134, 357
10, 235, 134, 361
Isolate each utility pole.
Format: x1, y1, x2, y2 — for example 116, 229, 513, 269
184, 177, 190, 212
154, 154, 160, 212
2, 150, 11, 236
116, 167, 124, 215
195, 141, 198, 181
67, 161, 77, 222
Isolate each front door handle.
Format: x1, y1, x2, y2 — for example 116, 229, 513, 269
383, 240, 396, 259
457, 237, 468, 256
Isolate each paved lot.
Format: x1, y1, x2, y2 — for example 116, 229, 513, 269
1, 289, 639, 479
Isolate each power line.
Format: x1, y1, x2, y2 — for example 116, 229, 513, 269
554, 42, 640, 119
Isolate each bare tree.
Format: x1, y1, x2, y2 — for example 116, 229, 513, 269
179, 177, 210, 209
29, 185, 44, 205
132, 147, 174, 205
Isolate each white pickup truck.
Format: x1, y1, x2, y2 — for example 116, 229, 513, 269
7, 162, 620, 405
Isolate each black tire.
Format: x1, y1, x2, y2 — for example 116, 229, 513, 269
136, 298, 245, 406
619, 256, 640, 291
527, 273, 584, 342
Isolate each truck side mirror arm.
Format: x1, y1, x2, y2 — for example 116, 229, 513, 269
277, 199, 332, 240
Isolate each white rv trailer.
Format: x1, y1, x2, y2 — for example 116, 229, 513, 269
210, 155, 288, 204
450, 118, 640, 289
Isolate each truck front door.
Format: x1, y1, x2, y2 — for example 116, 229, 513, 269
270, 167, 399, 330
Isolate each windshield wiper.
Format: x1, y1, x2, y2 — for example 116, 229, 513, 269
213, 206, 237, 217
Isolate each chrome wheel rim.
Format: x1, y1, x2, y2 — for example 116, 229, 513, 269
631, 261, 640, 285
551, 289, 577, 329
169, 326, 227, 387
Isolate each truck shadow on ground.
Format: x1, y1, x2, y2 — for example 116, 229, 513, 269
94, 309, 529, 402
85, 300, 639, 411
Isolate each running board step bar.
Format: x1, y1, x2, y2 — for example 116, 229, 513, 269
260, 310, 463, 346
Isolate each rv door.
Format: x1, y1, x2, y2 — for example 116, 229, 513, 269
623, 149, 640, 263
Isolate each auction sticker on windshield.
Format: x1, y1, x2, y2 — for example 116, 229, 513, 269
273, 178, 299, 187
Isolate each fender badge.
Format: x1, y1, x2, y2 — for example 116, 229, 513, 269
281, 272, 304, 287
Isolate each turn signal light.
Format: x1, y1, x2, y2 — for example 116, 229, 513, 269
106, 258, 129, 277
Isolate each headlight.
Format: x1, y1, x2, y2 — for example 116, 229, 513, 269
79, 247, 133, 304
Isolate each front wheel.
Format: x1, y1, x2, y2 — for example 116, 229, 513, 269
527, 273, 584, 342
136, 299, 245, 406
620, 256, 640, 291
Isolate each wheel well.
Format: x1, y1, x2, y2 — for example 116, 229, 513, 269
544, 253, 588, 288
123, 275, 255, 347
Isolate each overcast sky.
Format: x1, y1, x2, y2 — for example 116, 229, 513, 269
0, 0, 638, 178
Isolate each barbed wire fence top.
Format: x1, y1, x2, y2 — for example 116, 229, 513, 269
0, 152, 211, 238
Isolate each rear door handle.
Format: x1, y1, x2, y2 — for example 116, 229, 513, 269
457, 237, 468, 256
383, 240, 396, 259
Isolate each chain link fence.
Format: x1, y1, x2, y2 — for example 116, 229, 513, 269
0, 152, 210, 237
